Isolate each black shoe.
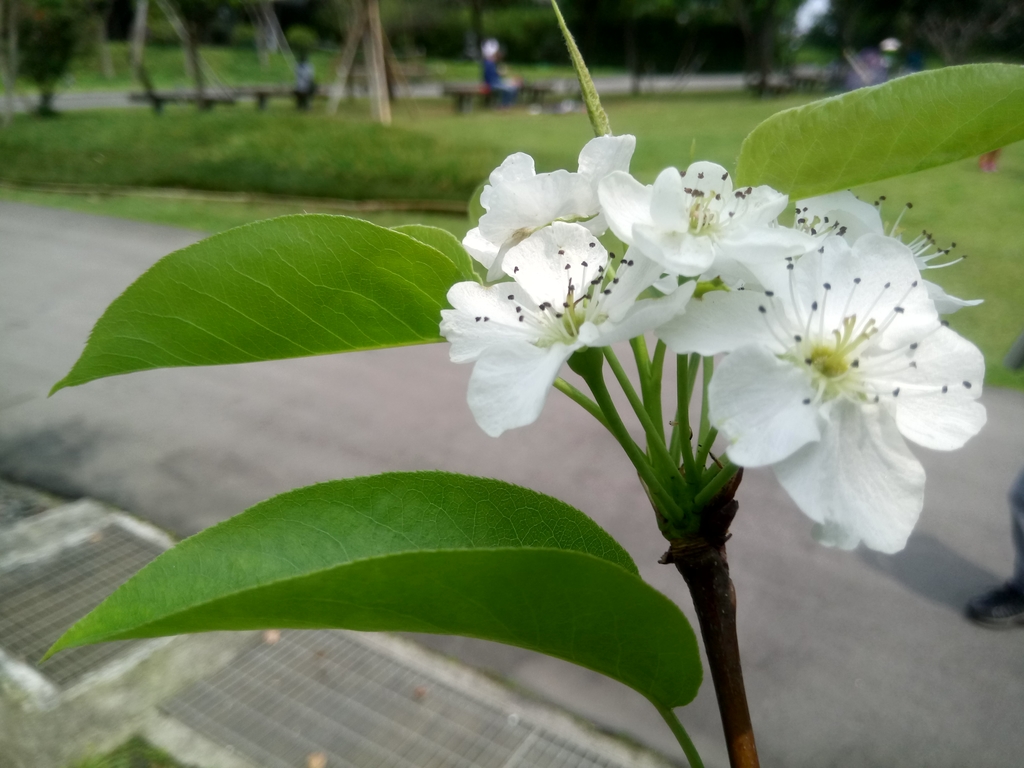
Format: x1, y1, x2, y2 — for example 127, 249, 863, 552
966, 584, 1024, 628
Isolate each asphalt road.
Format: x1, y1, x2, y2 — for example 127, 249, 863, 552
1, 202, 1022, 767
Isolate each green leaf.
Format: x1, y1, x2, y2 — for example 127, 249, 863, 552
52, 215, 463, 393
47, 472, 702, 709
735, 64, 1024, 198
391, 224, 480, 284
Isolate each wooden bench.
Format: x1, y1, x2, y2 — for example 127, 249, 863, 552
442, 80, 554, 113
232, 85, 328, 110
130, 90, 236, 113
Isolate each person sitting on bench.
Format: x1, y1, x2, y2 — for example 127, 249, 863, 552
481, 39, 518, 107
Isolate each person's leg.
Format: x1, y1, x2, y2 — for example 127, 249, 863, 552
1010, 468, 1024, 592
966, 467, 1024, 627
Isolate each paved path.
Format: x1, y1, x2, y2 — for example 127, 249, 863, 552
1, 202, 1022, 767
9, 74, 746, 114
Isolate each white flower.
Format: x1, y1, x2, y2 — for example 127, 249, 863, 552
658, 233, 986, 553
597, 160, 815, 278
463, 135, 636, 282
796, 190, 982, 314
442, 222, 693, 437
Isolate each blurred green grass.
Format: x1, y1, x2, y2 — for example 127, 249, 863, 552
68, 736, 194, 768
0, 92, 1020, 390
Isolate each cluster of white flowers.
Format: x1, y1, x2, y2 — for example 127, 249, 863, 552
441, 134, 986, 554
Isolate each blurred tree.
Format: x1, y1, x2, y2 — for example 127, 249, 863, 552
89, 0, 115, 78
910, 0, 1024, 65
0, 0, 18, 127
19, 0, 85, 115
174, 0, 223, 104
724, 0, 802, 94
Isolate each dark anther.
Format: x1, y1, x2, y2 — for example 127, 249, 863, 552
589, 242, 596, 248
824, 216, 830, 223
963, 381, 972, 389
507, 294, 514, 300
794, 334, 802, 341
698, 172, 705, 179
758, 305, 767, 313
942, 385, 948, 393
805, 358, 813, 365
811, 301, 818, 310
581, 260, 588, 267
627, 259, 634, 266
475, 316, 481, 322
893, 387, 900, 396
884, 282, 891, 289
765, 290, 774, 297
514, 266, 519, 273
818, 247, 825, 253
603, 289, 612, 295
811, 228, 818, 235
911, 280, 918, 287
564, 263, 571, 270
941, 320, 950, 327
721, 172, 729, 180
854, 277, 861, 284
787, 263, 795, 270
910, 342, 918, 349
558, 249, 565, 255
515, 307, 522, 313
483, 316, 489, 321
802, 398, 811, 405
907, 202, 913, 208
909, 361, 917, 368
894, 306, 905, 314
852, 359, 860, 367
518, 316, 525, 322
823, 282, 831, 290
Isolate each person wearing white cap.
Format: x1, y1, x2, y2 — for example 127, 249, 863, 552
481, 38, 519, 107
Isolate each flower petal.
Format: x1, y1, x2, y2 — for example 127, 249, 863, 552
462, 227, 499, 271
502, 222, 608, 308
598, 171, 653, 245
650, 168, 689, 232
657, 289, 779, 355
772, 400, 925, 554
467, 342, 571, 437
892, 325, 987, 450
441, 282, 540, 362
479, 169, 581, 245
709, 344, 821, 467
924, 280, 983, 314
583, 281, 696, 347
577, 135, 636, 181
797, 190, 883, 243
634, 224, 715, 277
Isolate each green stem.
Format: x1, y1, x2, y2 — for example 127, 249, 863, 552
655, 704, 705, 768
675, 354, 699, 486
695, 426, 718, 477
550, 0, 611, 136
650, 340, 667, 442
603, 348, 680, 484
698, 355, 714, 445
554, 377, 610, 430
583, 363, 684, 519
694, 457, 740, 510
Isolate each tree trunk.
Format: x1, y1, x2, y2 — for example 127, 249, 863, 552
185, 22, 206, 109
468, 0, 483, 59
97, 10, 115, 79
0, 0, 17, 128
130, 0, 147, 80
364, 0, 390, 125
625, 10, 639, 96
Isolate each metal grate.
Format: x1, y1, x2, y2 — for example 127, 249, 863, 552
0, 524, 164, 686
164, 630, 629, 768
0, 478, 62, 528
